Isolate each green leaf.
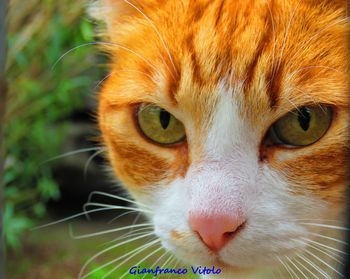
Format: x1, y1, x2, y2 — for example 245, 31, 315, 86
80, 20, 94, 41
33, 203, 46, 218
4, 203, 34, 251
38, 177, 60, 200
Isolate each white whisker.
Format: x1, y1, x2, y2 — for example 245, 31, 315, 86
287, 65, 343, 80
285, 258, 300, 279
303, 249, 345, 278
32, 207, 116, 230
131, 212, 143, 227
118, 246, 164, 279
297, 254, 331, 279
300, 223, 350, 232
94, 71, 113, 90
293, 257, 319, 279
277, 95, 302, 113
52, 41, 159, 75
277, 256, 295, 279
41, 147, 104, 164
307, 241, 344, 260
120, 0, 178, 78
302, 238, 348, 255
165, 256, 178, 279
308, 232, 348, 246
87, 191, 149, 208
141, 250, 170, 279
85, 240, 159, 279
294, 219, 346, 223
305, 241, 344, 265
83, 202, 152, 214
161, 254, 175, 272
95, 69, 157, 93
114, 68, 156, 81
79, 233, 157, 278
52, 42, 102, 70
287, 256, 308, 279
286, 17, 349, 71
107, 210, 140, 224
100, 229, 153, 248
99, 240, 161, 279
266, 0, 277, 80
69, 223, 153, 239
287, 87, 324, 111
275, 0, 302, 77
82, 202, 149, 221
83, 149, 105, 178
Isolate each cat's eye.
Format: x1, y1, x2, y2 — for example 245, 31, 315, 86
137, 104, 186, 145
269, 106, 332, 147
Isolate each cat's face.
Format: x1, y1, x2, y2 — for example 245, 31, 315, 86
92, 0, 349, 276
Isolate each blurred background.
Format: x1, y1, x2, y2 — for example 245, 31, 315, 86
4, 0, 193, 278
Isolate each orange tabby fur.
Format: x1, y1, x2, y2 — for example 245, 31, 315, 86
91, 0, 349, 277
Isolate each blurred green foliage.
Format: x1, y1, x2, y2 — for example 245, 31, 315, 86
4, 0, 104, 251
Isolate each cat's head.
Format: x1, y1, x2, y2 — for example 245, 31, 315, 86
91, 0, 349, 276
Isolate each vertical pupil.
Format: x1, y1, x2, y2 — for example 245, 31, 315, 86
159, 109, 171, 129
298, 108, 311, 131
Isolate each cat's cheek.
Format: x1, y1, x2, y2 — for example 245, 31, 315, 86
262, 109, 349, 204
99, 105, 190, 188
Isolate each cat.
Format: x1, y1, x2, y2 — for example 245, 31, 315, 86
89, 0, 349, 278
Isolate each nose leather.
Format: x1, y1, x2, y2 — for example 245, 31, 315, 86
189, 213, 245, 252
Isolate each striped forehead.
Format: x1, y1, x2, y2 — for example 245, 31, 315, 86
105, 0, 346, 119
160, 3, 272, 151
171, 0, 275, 105
161, 0, 347, 131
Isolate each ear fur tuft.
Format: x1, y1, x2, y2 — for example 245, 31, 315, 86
88, 0, 137, 29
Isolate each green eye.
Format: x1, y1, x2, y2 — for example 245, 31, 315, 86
137, 104, 186, 145
271, 106, 332, 146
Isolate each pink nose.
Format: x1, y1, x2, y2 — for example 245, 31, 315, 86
189, 213, 246, 252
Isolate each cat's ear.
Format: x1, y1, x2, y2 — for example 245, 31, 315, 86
88, 0, 157, 30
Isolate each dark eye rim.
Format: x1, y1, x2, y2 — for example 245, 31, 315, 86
263, 105, 334, 149
133, 103, 187, 147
